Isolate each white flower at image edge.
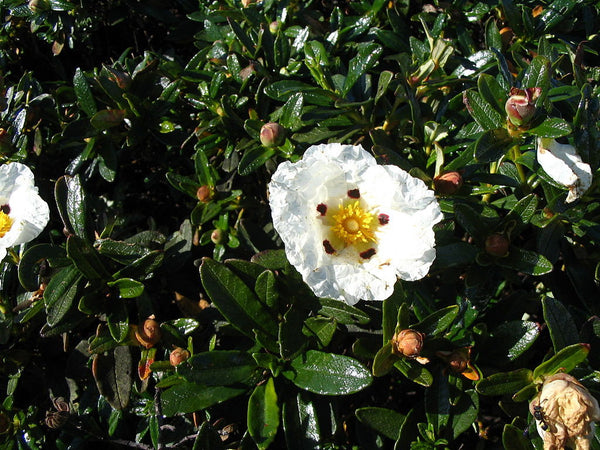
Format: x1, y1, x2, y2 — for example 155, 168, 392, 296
0, 162, 49, 261
268, 143, 442, 305
537, 137, 592, 203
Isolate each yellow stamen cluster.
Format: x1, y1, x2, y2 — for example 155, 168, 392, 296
331, 201, 376, 245
0, 211, 12, 238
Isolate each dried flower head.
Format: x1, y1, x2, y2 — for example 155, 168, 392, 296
170, 347, 191, 366
135, 317, 162, 349
530, 373, 600, 450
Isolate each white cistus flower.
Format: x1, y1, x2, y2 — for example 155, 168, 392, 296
537, 138, 592, 203
0, 162, 49, 261
531, 373, 600, 450
268, 143, 442, 304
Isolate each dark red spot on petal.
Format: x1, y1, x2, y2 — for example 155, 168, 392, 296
347, 189, 360, 199
360, 248, 376, 259
323, 240, 335, 254
378, 214, 389, 225
0, 205, 9, 214
316, 203, 327, 216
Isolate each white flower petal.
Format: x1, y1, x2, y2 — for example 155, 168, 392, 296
269, 144, 442, 304
537, 138, 592, 203
0, 163, 49, 259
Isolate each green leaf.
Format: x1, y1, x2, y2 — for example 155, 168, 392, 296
255, 270, 278, 308
425, 371, 450, 434
44, 265, 83, 327
383, 286, 407, 343
92, 346, 133, 410
477, 73, 505, 115
282, 392, 321, 449
528, 117, 572, 138
464, 90, 504, 130
248, 378, 280, 450
343, 43, 382, 96
520, 56, 551, 91
161, 382, 247, 417
496, 248, 553, 275
73, 68, 97, 117
278, 92, 304, 130
536, 0, 577, 32
90, 109, 126, 130
107, 278, 145, 298
355, 407, 406, 440
238, 145, 276, 176
414, 305, 459, 336
394, 358, 433, 387
251, 249, 289, 269
279, 306, 306, 359
303, 317, 336, 348
502, 423, 534, 450
283, 350, 372, 395
433, 242, 477, 268
55, 175, 89, 239
372, 342, 397, 377
542, 296, 579, 352
476, 368, 533, 396
200, 258, 279, 342
533, 343, 590, 381
474, 128, 515, 163
66, 235, 111, 280
318, 298, 370, 325
263, 81, 334, 106
18, 244, 67, 292
451, 389, 479, 440
485, 320, 540, 362
178, 351, 259, 386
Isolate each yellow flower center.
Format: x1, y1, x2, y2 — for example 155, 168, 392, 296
0, 211, 12, 238
330, 201, 376, 245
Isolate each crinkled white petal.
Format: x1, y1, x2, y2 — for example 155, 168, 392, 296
269, 144, 442, 304
537, 138, 592, 203
0, 163, 49, 258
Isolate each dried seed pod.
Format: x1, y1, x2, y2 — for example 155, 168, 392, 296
392, 329, 425, 358
135, 317, 161, 349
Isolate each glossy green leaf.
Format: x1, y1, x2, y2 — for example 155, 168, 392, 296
90, 109, 126, 130
247, 378, 279, 450
394, 358, 433, 387
200, 258, 278, 342
414, 305, 459, 336
355, 407, 405, 440
238, 145, 276, 176
502, 423, 534, 450
485, 320, 539, 362
451, 389, 479, 440
44, 265, 83, 327
521, 56, 551, 91
318, 298, 370, 325
161, 382, 247, 417
250, 249, 289, 269
92, 346, 132, 410
282, 392, 321, 449
178, 351, 258, 386
73, 68, 97, 117
55, 175, 89, 239
303, 317, 336, 348
542, 296, 579, 352
283, 350, 372, 395
496, 248, 553, 275
255, 270, 278, 308
372, 342, 397, 377
533, 343, 590, 380
383, 286, 407, 343
476, 368, 533, 396
528, 117, 572, 138
425, 371, 450, 434
107, 278, 145, 298
278, 92, 304, 130
343, 43, 382, 96
464, 90, 504, 131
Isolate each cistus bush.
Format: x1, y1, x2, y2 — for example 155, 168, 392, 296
0, 0, 600, 449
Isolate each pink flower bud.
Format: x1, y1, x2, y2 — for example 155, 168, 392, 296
260, 122, 285, 147
434, 171, 463, 196
505, 87, 541, 127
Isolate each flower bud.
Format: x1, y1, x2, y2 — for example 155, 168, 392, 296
135, 317, 161, 349
169, 347, 190, 366
196, 185, 213, 203
434, 171, 463, 196
505, 87, 541, 127
28, 0, 50, 12
211, 229, 226, 245
392, 329, 425, 358
269, 21, 281, 34
531, 373, 600, 450
485, 233, 509, 257
260, 122, 285, 147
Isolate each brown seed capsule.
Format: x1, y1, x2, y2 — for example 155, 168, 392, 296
169, 347, 191, 366
135, 318, 161, 349
484, 233, 510, 257
392, 329, 425, 358
434, 171, 463, 196
260, 122, 286, 147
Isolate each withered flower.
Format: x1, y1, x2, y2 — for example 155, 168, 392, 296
433, 171, 463, 196
392, 329, 425, 358
170, 347, 191, 366
530, 373, 600, 450
436, 347, 479, 381
135, 317, 162, 349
